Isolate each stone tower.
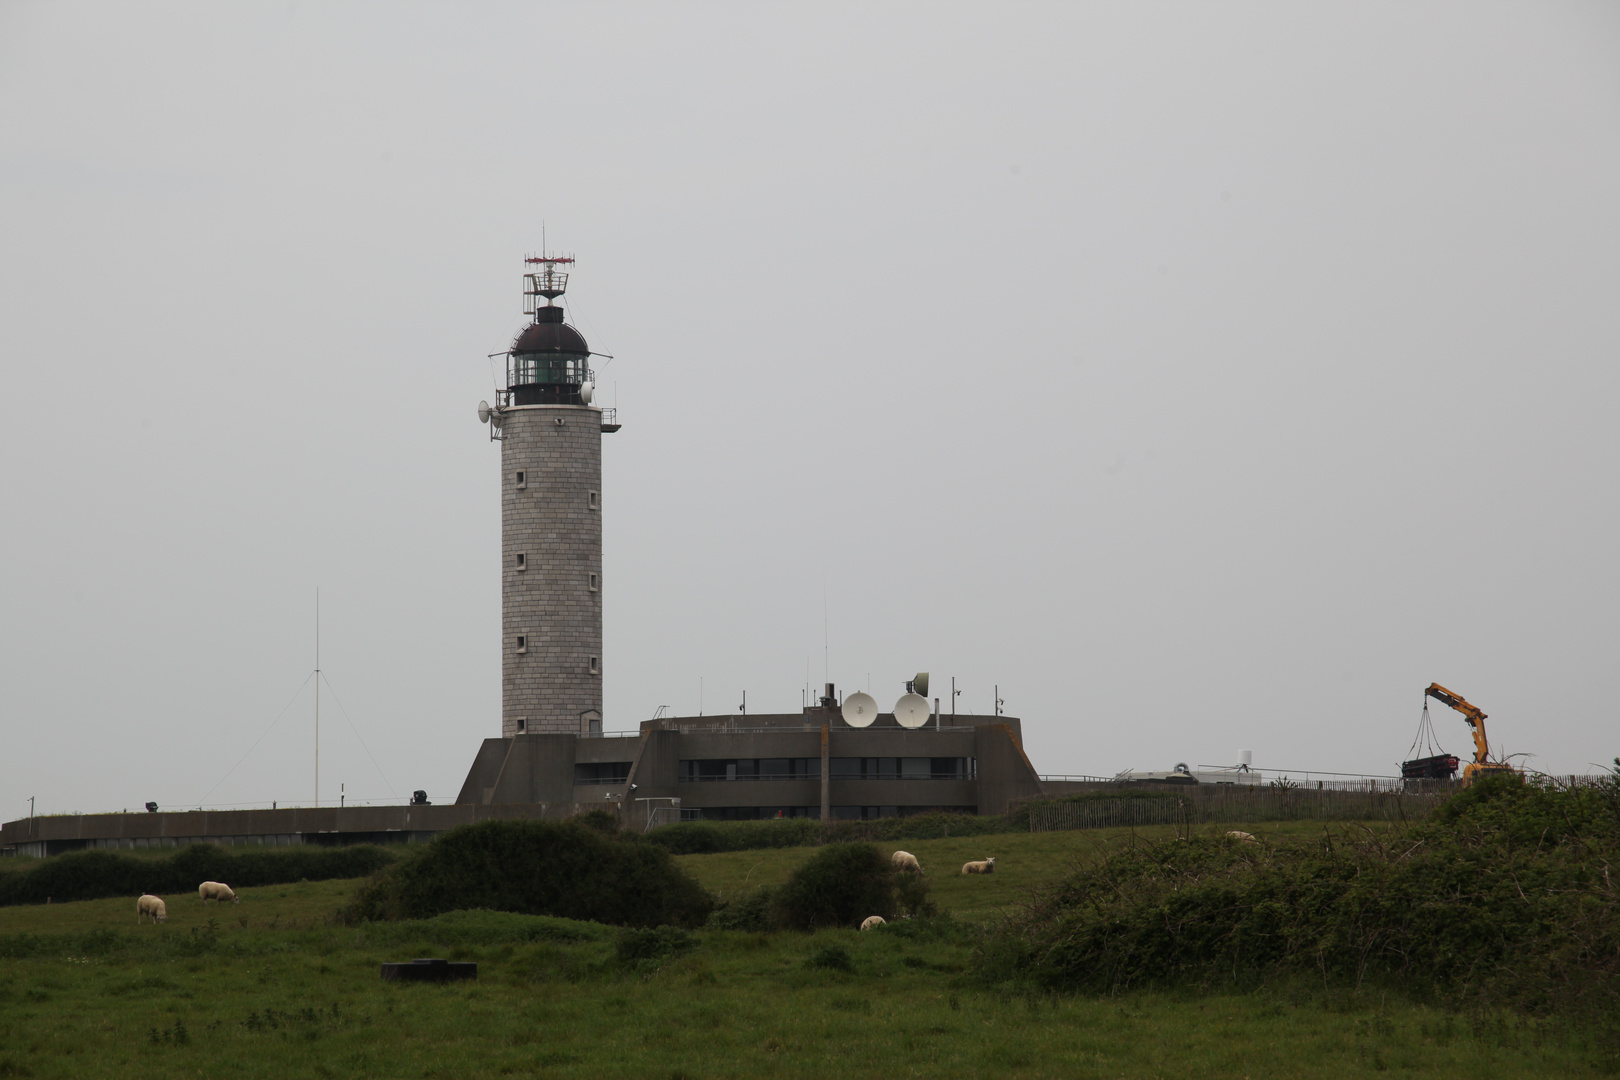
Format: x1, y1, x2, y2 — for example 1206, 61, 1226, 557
484, 256, 619, 738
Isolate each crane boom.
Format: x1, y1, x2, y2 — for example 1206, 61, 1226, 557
1424, 682, 1515, 785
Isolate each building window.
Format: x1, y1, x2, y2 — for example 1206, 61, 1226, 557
516, 718, 526, 733
589, 656, 600, 674
515, 553, 526, 570
574, 761, 630, 784
828, 757, 972, 780
515, 634, 527, 653
514, 470, 526, 489
588, 573, 599, 592
587, 491, 600, 510
679, 758, 821, 781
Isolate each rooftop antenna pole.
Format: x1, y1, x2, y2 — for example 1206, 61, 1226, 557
823, 579, 829, 689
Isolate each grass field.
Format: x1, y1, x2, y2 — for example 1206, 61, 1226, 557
0, 823, 1611, 1079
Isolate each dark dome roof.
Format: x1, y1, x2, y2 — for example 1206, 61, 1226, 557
511, 314, 589, 356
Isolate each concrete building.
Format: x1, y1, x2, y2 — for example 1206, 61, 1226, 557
457, 702, 1046, 828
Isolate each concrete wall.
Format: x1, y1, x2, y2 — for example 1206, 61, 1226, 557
0, 803, 554, 856
972, 724, 1046, 814
501, 404, 604, 737
465, 734, 580, 808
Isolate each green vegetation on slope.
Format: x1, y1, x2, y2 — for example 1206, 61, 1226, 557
0, 875, 1612, 1079
981, 770, 1620, 1029
0, 844, 397, 907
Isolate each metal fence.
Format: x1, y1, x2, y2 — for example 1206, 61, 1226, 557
1027, 787, 1451, 833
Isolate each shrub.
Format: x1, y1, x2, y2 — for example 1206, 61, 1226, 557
979, 766, 1620, 1023
646, 819, 821, 854
820, 812, 1010, 843
895, 870, 936, 918
345, 819, 713, 928
704, 888, 777, 932
570, 809, 620, 833
615, 925, 696, 965
0, 844, 397, 908
775, 843, 897, 931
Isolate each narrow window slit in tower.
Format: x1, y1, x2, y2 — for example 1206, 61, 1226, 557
589, 656, 601, 675
514, 470, 526, 489
515, 635, 527, 653
588, 573, 599, 592
587, 491, 600, 510
515, 553, 526, 570
516, 718, 526, 733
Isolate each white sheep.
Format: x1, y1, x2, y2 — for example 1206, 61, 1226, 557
198, 881, 239, 904
1225, 831, 1258, 844
860, 915, 886, 931
136, 895, 167, 923
961, 857, 996, 875
891, 850, 922, 874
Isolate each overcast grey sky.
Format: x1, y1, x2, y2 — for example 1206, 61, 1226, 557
2, 2, 1617, 818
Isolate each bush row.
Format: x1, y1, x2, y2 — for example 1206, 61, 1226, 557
0, 844, 398, 907
978, 767, 1620, 1022
646, 811, 1015, 855
644, 796, 1209, 855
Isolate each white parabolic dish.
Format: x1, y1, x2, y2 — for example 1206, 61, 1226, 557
894, 693, 931, 729
842, 691, 878, 728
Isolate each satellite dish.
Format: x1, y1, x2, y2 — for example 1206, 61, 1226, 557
842, 691, 878, 728
477, 401, 491, 424
894, 693, 931, 729
490, 408, 505, 429
579, 382, 595, 405
912, 672, 930, 698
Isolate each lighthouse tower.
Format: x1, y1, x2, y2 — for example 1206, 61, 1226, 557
484, 256, 618, 738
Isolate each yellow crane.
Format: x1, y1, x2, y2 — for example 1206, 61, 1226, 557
1423, 683, 1519, 786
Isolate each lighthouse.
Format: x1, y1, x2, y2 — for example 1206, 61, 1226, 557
481, 256, 619, 738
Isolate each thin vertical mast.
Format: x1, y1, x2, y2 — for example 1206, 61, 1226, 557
315, 587, 320, 808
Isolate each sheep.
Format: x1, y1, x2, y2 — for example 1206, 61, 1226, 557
891, 850, 922, 874
961, 857, 996, 875
860, 915, 886, 931
198, 881, 239, 904
136, 895, 167, 924
1225, 831, 1258, 844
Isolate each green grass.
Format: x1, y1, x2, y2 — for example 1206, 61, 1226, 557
0, 823, 1611, 1079
678, 820, 1396, 920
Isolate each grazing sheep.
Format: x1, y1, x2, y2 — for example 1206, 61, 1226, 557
198, 881, 239, 904
961, 857, 996, 875
1225, 831, 1258, 844
860, 915, 886, 931
136, 895, 167, 924
891, 850, 922, 874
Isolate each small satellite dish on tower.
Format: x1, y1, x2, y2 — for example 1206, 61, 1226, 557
477, 401, 491, 424
894, 693, 930, 729
842, 691, 878, 728
580, 382, 595, 405
910, 672, 930, 698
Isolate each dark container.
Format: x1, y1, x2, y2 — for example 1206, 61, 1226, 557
1401, 754, 1459, 780
380, 958, 477, 982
